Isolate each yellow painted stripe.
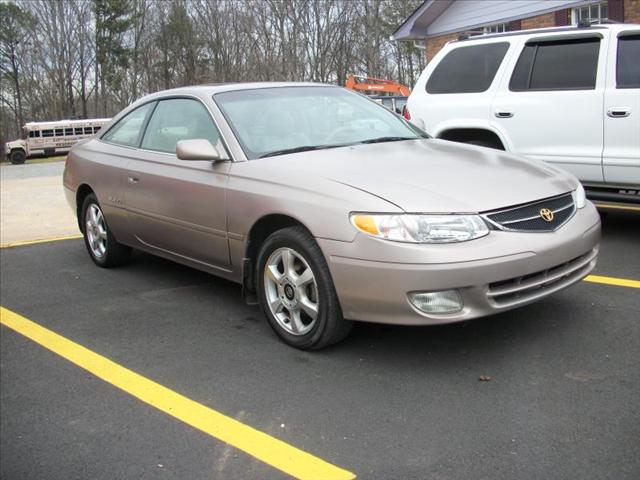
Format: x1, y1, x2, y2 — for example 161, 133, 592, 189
594, 203, 640, 212
0, 307, 355, 480
0, 234, 83, 249
584, 275, 640, 289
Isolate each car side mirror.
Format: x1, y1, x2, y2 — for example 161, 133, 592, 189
176, 139, 223, 161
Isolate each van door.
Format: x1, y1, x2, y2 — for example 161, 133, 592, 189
492, 34, 607, 183
411, 41, 511, 137
602, 32, 640, 186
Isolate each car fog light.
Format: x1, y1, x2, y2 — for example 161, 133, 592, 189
408, 290, 463, 314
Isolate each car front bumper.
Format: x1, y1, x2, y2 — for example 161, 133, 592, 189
318, 202, 601, 325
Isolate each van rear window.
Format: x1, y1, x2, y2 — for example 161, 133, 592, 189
426, 43, 509, 94
510, 38, 600, 91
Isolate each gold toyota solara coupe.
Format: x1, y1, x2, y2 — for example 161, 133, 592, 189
63, 83, 600, 349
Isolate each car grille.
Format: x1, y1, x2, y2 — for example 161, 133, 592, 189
484, 193, 575, 232
487, 248, 598, 308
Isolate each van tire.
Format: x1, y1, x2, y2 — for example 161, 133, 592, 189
9, 150, 26, 165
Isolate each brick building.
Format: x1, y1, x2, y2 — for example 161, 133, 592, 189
392, 0, 640, 62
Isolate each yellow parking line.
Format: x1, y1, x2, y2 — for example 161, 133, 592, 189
0, 234, 83, 249
594, 203, 640, 212
584, 275, 640, 289
0, 307, 355, 480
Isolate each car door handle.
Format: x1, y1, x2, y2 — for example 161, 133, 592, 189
607, 107, 631, 118
127, 176, 139, 184
495, 111, 514, 118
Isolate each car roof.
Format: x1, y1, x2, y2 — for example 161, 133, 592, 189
143, 82, 337, 99
453, 22, 639, 44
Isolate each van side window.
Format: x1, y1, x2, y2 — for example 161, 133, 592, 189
617, 35, 640, 89
426, 43, 509, 94
510, 38, 600, 91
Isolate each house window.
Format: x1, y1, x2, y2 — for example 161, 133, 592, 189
572, 1, 608, 25
483, 23, 507, 34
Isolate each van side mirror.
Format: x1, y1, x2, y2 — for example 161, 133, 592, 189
176, 139, 223, 161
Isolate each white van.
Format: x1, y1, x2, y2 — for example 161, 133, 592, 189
406, 23, 639, 204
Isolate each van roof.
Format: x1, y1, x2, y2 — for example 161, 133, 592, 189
454, 23, 639, 44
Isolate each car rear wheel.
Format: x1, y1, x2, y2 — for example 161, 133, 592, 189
81, 194, 131, 267
257, 227, 352, 349
9, 150, 26, 165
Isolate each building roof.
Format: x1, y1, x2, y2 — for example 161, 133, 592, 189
391, 0, 600, 41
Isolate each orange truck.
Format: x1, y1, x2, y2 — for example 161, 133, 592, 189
345, 74, 411, 96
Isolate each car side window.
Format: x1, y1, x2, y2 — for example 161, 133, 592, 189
141, 98, 221, 154
510, 38, 600, 91
426, 43, 509, 94
102, 102, 155, 147
617, 34, 640, 89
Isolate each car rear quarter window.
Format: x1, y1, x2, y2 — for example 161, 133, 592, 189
426, 42, 510, 94
102, 102, 155, 147
617, 34, 640, 89
509, 37, 600, 91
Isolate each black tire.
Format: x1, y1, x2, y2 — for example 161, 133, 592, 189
256, 227, 352, 350
9, 150, 26, 165
80, 193, 131, 268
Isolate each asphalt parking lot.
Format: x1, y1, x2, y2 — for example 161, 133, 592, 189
1, 207, 639, 480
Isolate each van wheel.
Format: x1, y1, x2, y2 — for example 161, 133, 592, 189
9, 150, 26, 165
257, 227, 352, 350
81, 194, 131, 267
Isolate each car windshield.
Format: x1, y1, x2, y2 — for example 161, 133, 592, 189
213, 86, 427, 159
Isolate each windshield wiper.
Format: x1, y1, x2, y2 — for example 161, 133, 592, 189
358, 136, 418, 144
259, 145, 330, 158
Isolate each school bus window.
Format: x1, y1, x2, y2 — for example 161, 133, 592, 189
74, 127, 83, 135
65, 128, 73, 135
93, 126, 101, 133
42, 130, 54, 137
84, 127, 93, 134
55, 129, 63, 136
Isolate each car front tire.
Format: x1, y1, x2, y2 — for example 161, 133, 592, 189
81, 193, 131, 268
257, 227, 352, 350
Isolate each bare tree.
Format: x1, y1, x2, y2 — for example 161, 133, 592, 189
1, 0, 426, 150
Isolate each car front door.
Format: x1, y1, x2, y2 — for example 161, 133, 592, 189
124, 97, 232, 271
602, 31, 640, 186
492, 34, 607, 183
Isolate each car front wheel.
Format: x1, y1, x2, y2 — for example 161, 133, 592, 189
257, 227, 352, 350
81, 193, 131, 267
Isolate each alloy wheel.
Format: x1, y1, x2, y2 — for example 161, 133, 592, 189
263, 247, 319, 335
85, 203, 107, 258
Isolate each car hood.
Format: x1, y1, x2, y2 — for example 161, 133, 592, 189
257, 139, 578, 213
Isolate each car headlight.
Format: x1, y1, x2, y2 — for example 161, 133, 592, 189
350, 213, 489, 243
572, 183, 586, 209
